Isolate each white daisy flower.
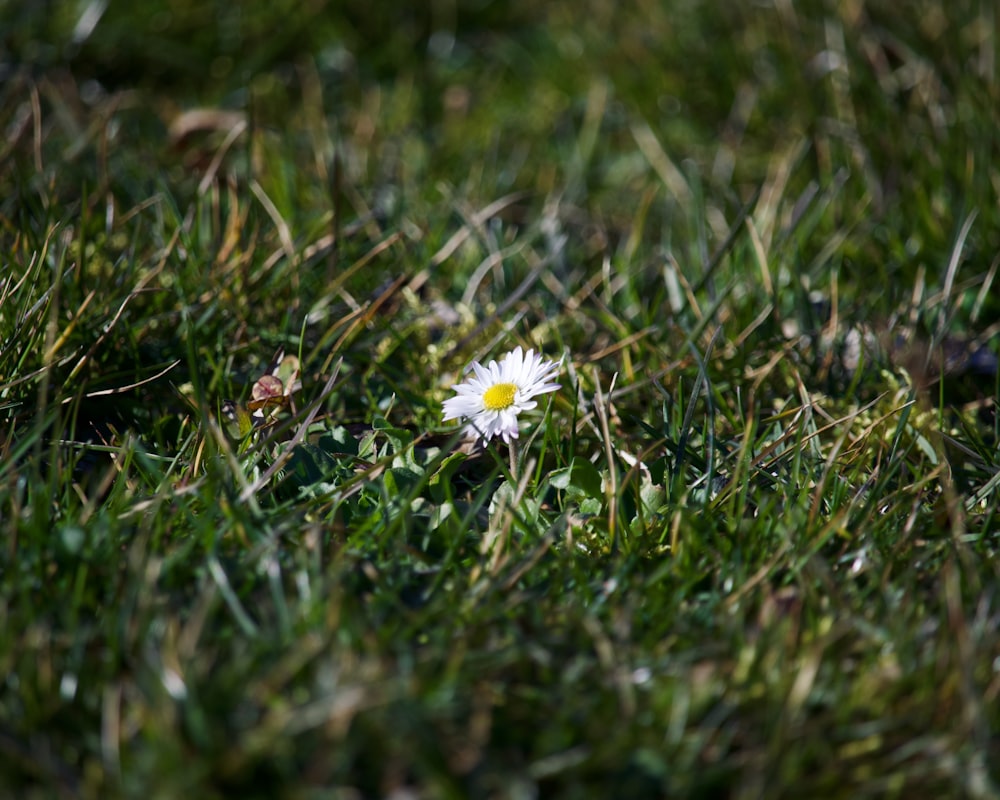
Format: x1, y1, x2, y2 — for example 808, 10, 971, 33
443, 346, 561, 444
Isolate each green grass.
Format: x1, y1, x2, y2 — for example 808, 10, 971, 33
2, 0, 999, 797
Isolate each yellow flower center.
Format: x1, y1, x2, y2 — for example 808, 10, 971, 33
482, 382, 517, 411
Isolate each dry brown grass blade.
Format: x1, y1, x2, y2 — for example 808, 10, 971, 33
59, 360, 181, 405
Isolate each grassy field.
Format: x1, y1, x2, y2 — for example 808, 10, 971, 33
2, 0, 999, 797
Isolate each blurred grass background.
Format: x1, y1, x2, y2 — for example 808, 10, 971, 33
6, 0, 999, 312
2, 0, 999, 797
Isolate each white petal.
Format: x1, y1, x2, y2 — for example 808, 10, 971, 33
471, 361, 491, 384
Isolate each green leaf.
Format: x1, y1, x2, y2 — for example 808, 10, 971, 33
318, 426, 359, 457
384, 466, 422, 496
283, 442, 337, 488
429, 451, 468, 503
549, 458, 604, 499
373, 415, 417, 469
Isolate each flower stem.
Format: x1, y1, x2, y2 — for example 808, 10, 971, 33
508, 439, 519, 482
